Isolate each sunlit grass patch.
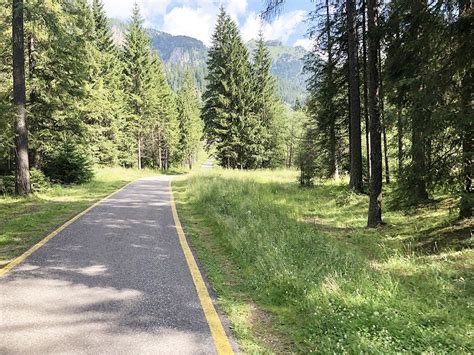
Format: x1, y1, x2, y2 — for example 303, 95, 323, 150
174, 168, 473, 353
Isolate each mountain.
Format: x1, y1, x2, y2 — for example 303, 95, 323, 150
247, 40, 308, 105
110, 19, 307, 105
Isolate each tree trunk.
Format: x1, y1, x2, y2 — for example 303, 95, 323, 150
12, 0, 31, 195
326, 0, 338, 179
137, 133, 142, 169
459, 0, 472, 218
411, 106, 429, 201
397, 107, 403, 175
378, 45, 390, 184
347, 0, 363, 192
289, 143, 293, 167
362, 0, 371, 181
367, 0, 382, 227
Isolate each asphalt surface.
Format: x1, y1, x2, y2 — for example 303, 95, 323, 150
0, 176, 231, 354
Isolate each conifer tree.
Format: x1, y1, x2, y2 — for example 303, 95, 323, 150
303, 0, 347, 180
177, 70, 203, 169
144, 53, 180, 170
91, 0, 115, 53
12, 0, 30, 194
252, 32, 284, 167
84, 0, 125, 165
122, 3, 152, 169
346, 0, 363, 192
366, 0, 383, 227
25, 0, 90, 168
203, 7, 257, 169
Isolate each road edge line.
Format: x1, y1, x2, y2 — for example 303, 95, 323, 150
169, 180, 234, 355
0, 180, 136, 278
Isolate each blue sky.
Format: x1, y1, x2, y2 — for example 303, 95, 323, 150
102, 0, 314, 49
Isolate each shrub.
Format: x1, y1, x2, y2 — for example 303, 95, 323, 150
0, 168, 51, 194
43, 142, 94, 184
30, 168, 51, 192
0, 174, 15, 194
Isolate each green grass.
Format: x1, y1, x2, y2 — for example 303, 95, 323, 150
173, 169, 473, 353
0, 167, 158, 264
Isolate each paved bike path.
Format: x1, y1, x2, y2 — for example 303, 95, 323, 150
0, 176, 233, 354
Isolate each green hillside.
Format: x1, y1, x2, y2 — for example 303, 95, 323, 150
110, 19, 307, 104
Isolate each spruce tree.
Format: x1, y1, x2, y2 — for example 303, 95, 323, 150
12, 0, 30, 194
83, 0, 125, 165
122, 3, 152, 169
144, 53, 180, 170
177, 70, 203, 169
367, 0, 383, 227
25, 0, 89, 168
346, 0, 363, 192
252, 32, 284, 167
203, 7, 256, 169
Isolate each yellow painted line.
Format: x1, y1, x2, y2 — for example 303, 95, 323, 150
0, 181, 135, 278
169, 180, 234, 355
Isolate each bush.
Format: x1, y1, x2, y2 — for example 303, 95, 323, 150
0, 168, 51, 194
43, 142, 94, 184
0, 174, 15, 194
30, 168, 51, 192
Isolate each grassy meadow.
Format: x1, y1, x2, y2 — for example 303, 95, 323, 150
0, 167, 158, 265
173, 169, 473, 353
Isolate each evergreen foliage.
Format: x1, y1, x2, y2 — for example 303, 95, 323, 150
203, 8, 286, 169
43, 141, 94, 184
177, 70, 203, 169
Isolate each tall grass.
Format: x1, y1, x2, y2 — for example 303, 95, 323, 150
174, 169, 473, 353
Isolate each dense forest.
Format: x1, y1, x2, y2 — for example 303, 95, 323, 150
1, 0, 472, 225
201, 0, 472, 223
1, 0, 203, 189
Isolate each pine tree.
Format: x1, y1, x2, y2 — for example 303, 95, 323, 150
25, 0, 90, 168
203, 7, 257, 169
83, 0, 125, 165
252, 32, 284, 167
304, 0, 347, 180
12, 0, 30, 194
367, 0, 383, 227
177, 70, 203, 169
91, 0, 115, 53
456, 0, 472, 218
346, 0, 363, 192
145, 53, 180, 170
122, 3, 152, 169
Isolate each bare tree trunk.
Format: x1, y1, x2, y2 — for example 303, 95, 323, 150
157, 130, 163, 169
459, 0, 472, 218
12, 0, 31, 195
326, 0, 338, 179
289, 143, 293, 167
362, 0, 371, 181
347, 0, 363, 192
397, 107, 403, 175
137, 133, 142, 169
367, 0, 382, 227
378, 45, 390, 184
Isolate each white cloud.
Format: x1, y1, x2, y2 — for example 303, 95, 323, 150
102, 0, 307, 48
241, 10, 306, 44
162, 6, 214, 45
227, 0, 248, 20
160, 0, 249, 46
294, 38, 313, 51
102, 0, 172, 21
